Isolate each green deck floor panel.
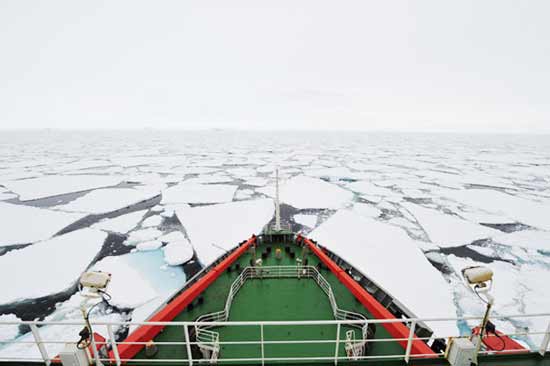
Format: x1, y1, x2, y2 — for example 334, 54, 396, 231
128, 241, 550, 365
133, 242, 407, 364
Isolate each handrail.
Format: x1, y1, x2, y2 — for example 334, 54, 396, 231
1, 313, 550, 365
193, 265, 371, 361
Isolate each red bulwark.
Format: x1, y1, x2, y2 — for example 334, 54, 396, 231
472, 327, 528, 354
111, 236, 256, 362
300, 235, 435, 357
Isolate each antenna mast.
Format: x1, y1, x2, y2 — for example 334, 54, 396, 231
275, 168, 281, 231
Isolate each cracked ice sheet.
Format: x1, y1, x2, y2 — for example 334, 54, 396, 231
0, 314, 21, 342
176, 199, 274, 266
0, 202, 85, 246
54, 188, 159, 214
309, 210, 458, 337
492, 230, 550, 251
161, 183, 237, 204
293, 214, 317, 228
92, 210, 147, 234
401, 203, 500, 248
0, 314, 127, 360
161, 231, 194, 265
1, 175, 122, 201
446, 255, 550, 345
258, 176, 353, 209
91, 255, 158, 308
0, 229, 106, 305
443, 189, 550, 230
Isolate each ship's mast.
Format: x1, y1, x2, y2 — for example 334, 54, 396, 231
275, 168, 281, 231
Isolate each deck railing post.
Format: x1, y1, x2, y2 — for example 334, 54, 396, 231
334, 322, 341, 365
184, 324, 193, 366
404, 320, 416, 363
30, 323, 50, 366
89, 325, 102, 366
260, 324, 265, 366
107, 324, 121, 366
540, 320, 550, 356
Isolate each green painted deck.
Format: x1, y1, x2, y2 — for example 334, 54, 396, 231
129, 241, 550, 366
133, 241, 404, 364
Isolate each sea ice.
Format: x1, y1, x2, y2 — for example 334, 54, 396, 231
161, 231, 194, 265
91, 255, 158, 308
161, 183, 237, 204
136, 241, 163, 251
92, 210, 147, 234
492, 230, 550, 251
176, 199, 274, 266
352, 202, 382, 218
55, 188, 159, 214
0, 229, 106, 305
0, 314, 20, 342
401, 203, 500, 247
258, 176, 353, 209
1, 175, 121, 201
141, 215, 163, 227
310, 210, 458, 337
0, 202, 84, 246
293, 214, 317, 228
444, 189, 550, 230
124, 228, 163, 246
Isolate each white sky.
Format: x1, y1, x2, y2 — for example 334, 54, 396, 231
1, 1, 549, 132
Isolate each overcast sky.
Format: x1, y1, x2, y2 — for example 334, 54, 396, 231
1, 1, 549, 132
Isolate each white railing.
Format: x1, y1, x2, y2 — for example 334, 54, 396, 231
194, 265, 370, 362
0, 313, 550, 365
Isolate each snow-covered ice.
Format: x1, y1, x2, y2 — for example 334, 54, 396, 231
310, 210, 458, 336
161, 183, 237, 204
444, 189, 550, 230
293, 214, 317, 228
0, 202, 84, 246
1, 175, 122, 201
124, 228, 163, 246
136, 241, 163, 251
92, 210, 147, 234
91, 255, 158, 308
492, 230, 550, 251
0, 314, 21, 342
176, 199, 274, 266
141, 215, 163, 227
161, 231, 194, 265
0, 229, 106, 305
402, 202, 500, 247
259, 176, 353, 209
55, 188, 158, 214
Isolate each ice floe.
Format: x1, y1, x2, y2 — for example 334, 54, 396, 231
124, 228, 163, 246
161, 183, 237, 204
0, 314, 20, 342
259, 176, 353, 209
91, 255, 158, 308
55, 188, 159, 214
92, 210, 147, 234
176, 199, 274, 266
141, 215, 163, 227
492, 230, 550, 251
0, 202, 84, 246
310, 210, 458, 336
136, 241, 163, 251
401, 203, 500, 247
444, 189, 550, 230
0, 229, 106, 305
1, 175, 122, 201
161, 232, 194, 265
293, 214, 317, 228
